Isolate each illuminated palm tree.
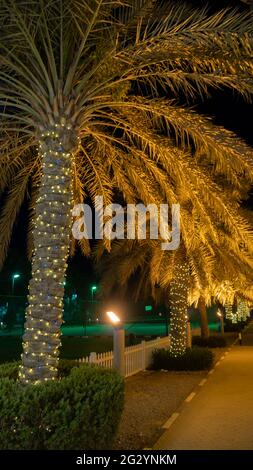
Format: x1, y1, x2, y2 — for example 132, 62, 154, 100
1, 1, 253, 381
98, 212, 253, 356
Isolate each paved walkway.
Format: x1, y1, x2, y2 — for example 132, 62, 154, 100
154, 322, 253, 450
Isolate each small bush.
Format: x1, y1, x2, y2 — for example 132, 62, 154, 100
192, 335, 227, 348
0, 364, 124, 450
152, 347, 214, 371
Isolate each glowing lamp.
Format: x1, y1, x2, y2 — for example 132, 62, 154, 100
106, 311, 121, 324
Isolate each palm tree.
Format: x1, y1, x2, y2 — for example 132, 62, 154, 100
197, 296, 210, 340
1, 1, 253, 381
97, 214, 253, 356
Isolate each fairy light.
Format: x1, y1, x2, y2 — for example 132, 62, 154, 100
169, 262, 190, 357
19, 118, 80, 385
225, 303, 233, 320
236, 298, 250, 322
225, 302, 237, 324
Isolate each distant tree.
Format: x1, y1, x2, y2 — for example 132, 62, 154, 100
97, 220, 253, 356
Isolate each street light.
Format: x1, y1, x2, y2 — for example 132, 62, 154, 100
91, 285, 97, 302
217, 309, 224, 335
12, 273, 20, 295
90, 285, 97, 321
106, 310, 125, 376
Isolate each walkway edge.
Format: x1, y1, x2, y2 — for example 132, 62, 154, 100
151, 341, 235, 450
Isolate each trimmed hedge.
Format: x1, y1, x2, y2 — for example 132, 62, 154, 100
152, 347, 214, 371
0, 362, 124, 450
192, 335, 227, 348
224, 321, 247, 332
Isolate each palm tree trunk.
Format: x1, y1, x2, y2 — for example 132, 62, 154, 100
198, 296, 209, 339
19, 122, 78, 384
169, 259, 190, 357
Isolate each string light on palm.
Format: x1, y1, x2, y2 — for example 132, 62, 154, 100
169, 261, 190, 358
237, 299, 250, 322
225, 303, 233, 320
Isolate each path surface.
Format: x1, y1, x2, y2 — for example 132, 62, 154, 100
154, 322, 253, 450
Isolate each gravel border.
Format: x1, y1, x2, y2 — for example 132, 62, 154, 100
114, 337, 237, 450
114, 369, 206, 450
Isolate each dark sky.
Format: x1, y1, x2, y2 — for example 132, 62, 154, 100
0, 0, 252, 298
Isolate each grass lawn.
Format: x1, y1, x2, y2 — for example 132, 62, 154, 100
0, 322, 170, 337
0, 321, 220, 364
60, 336, 113, 359
0, 336, 23, 363
0, 336, 114, 364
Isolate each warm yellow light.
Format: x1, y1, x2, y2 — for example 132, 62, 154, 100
106, 311, 121, 324
217, 310, 222, 318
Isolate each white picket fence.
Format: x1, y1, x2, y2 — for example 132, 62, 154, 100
78, 336, 170, 378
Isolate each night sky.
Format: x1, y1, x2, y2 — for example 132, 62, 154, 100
0, 0, 252, 300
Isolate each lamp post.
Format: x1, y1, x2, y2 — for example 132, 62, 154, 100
12, 273, 20, 295
90, 285, 97, 319
106, 311, 125, 376
217, 309, 224, 335
6, 273, 20, 332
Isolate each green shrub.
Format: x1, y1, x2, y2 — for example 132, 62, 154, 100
152, 347, 214, 371
0, 361, 20, 380
0, 359, 82, 381
0, 365, 124, 450
57, 359, 83, 377
192, 335, 227, 348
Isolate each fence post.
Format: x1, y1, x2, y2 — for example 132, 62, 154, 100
113, 326, 125, 376
141, 340, 146, 370
89, 352, 97, 364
